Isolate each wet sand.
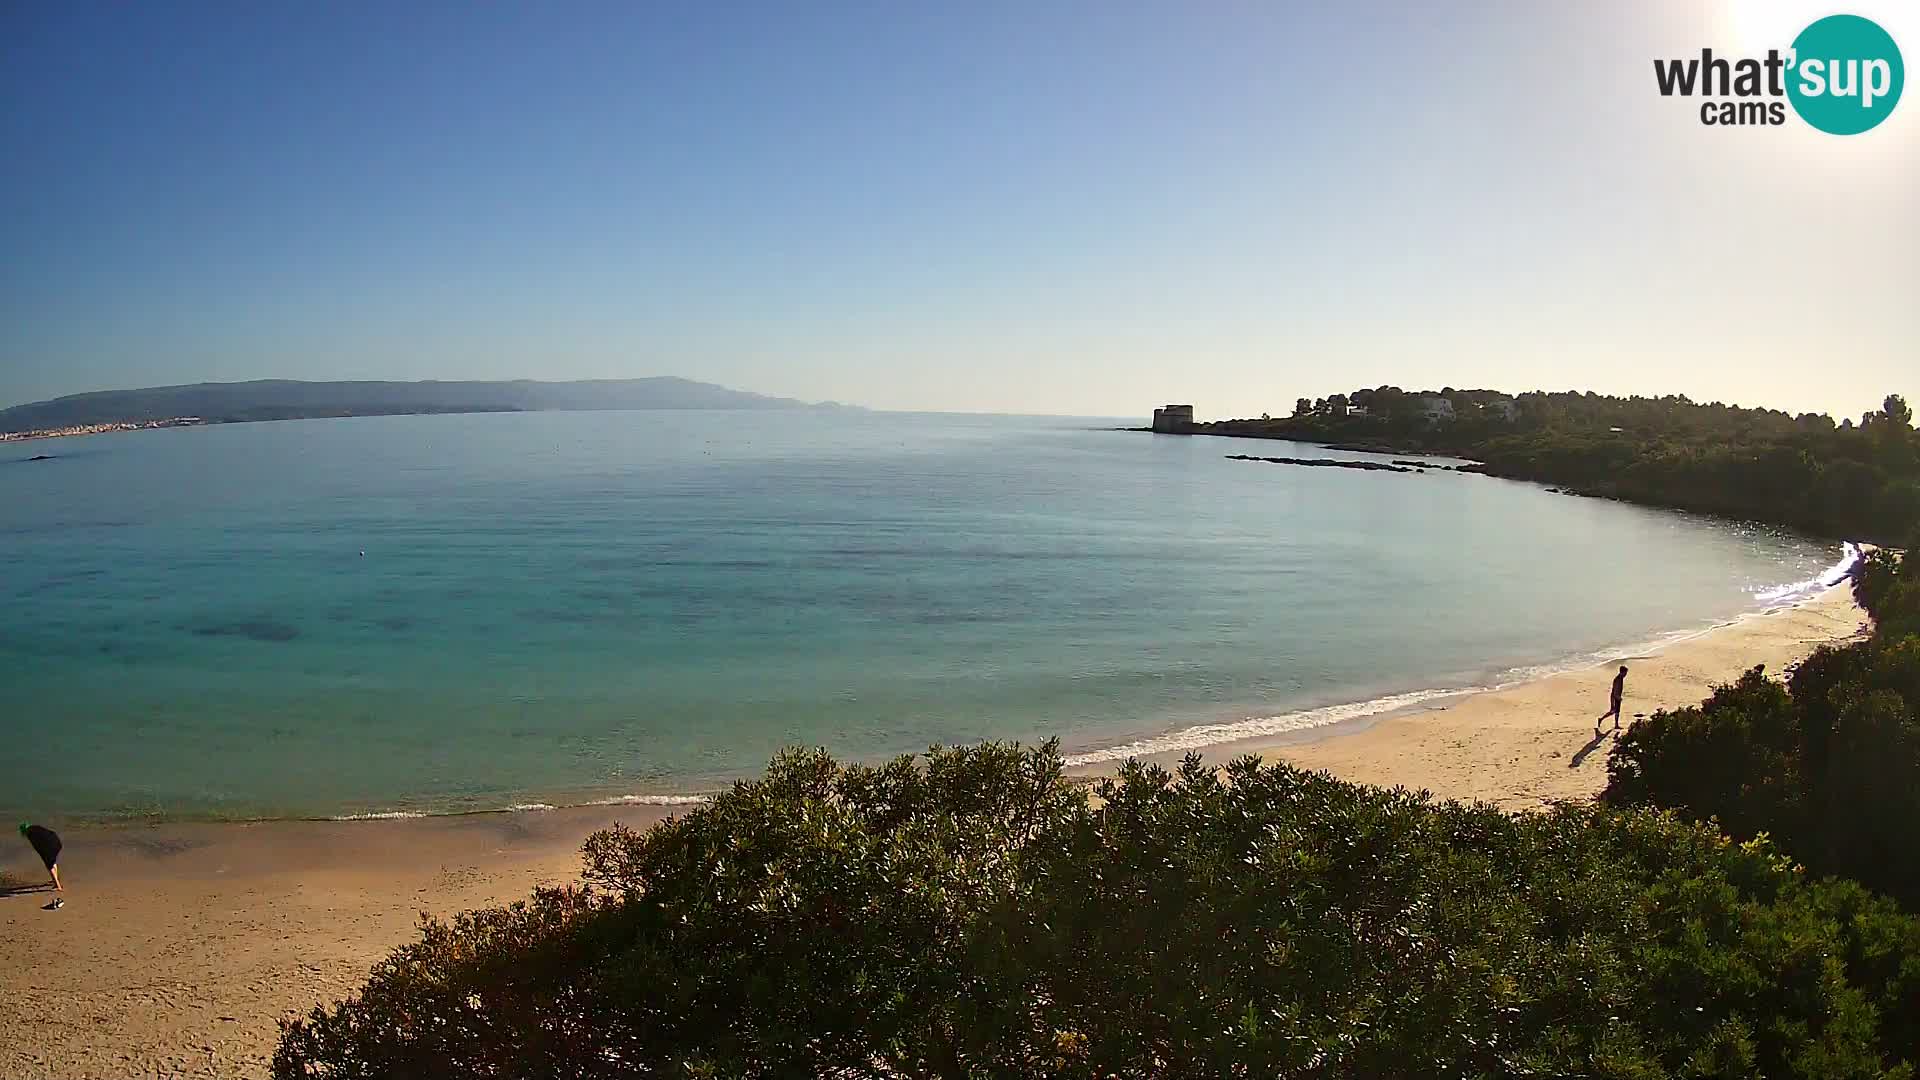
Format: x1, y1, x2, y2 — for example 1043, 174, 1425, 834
0, 585, 1868, 1078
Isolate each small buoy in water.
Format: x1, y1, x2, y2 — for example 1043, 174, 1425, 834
359, 551, 366, 557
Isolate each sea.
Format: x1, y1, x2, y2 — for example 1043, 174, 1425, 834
0, 410, 1849, 822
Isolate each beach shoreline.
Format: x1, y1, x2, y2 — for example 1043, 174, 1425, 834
1068, 582, 1867, 808
0, 582, 1872, 1078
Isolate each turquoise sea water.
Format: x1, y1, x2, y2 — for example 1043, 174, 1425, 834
0, 411, 1842, 821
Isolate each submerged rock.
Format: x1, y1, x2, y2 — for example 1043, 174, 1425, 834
1225, 454, 1416, 474
188, 618, 301, 643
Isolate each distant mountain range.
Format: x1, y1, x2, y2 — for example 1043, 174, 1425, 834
0, 378, 854, 432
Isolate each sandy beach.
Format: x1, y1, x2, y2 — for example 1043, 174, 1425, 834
0, 585, 1870, 1079
1083, 584, 1869, 809
0, 804, 677, 1079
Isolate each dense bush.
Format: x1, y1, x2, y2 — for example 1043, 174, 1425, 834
1855, 543, 1920, 640
1211, 389, 1918, 542
1607, 539, 1920, 910
276, 742, 1920, 1078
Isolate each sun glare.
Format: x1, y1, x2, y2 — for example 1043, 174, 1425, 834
1721, 0, 1821, 53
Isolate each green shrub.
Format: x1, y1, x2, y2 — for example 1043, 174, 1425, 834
276, 743, 1920, 1078
1608, 540, 1920, 911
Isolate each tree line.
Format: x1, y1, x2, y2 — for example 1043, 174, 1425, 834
1205, 389, 1919, 543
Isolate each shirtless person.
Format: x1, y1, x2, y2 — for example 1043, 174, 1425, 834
1598, 665, 1628, 732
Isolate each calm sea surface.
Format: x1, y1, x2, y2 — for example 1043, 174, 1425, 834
0, 410, 1841, 821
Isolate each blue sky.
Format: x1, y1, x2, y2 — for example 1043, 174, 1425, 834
3, 1, 1914, 420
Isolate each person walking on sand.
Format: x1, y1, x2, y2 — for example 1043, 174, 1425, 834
1598, 665, 1628, 732
18, 822, 64, 909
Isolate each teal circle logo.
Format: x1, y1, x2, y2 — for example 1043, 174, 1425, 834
1787, 14, 1903, 134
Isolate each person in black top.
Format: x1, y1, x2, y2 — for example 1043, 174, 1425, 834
18, 822, 64, 905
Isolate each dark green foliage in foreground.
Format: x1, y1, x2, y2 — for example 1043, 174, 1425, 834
1608, 540, 1920, 910
1215, 389, 1920, 542
275, 743, 1920, 1078
1855, 542, 1920, 642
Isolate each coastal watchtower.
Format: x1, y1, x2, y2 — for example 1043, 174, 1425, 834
1151, 404, 1195, 433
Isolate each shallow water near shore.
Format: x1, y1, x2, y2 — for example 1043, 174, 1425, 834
0, 410, 1842, 822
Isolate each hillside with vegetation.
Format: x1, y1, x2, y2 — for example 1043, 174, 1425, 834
1195, 389, 1919, 543
0, 377, 839, 432
1606, 534, 1920, 912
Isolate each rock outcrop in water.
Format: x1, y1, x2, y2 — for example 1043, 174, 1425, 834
1225, 454, 1416, 474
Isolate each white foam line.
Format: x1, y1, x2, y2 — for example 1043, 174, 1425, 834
1064, 685, 1478, 766
584, 793, 710, 807
1753, 542, 1860, 605
326, 794, 706, 821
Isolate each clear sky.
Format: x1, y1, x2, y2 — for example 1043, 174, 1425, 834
3, 1, 1914, 420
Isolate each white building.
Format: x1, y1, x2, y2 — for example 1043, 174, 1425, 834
1412, 394, 1454, 422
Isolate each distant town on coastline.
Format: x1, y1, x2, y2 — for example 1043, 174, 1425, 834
1144, 387, 1919, 544
0, 416, 204, 443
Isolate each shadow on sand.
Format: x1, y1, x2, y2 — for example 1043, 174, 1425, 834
0, 873, 53, 898
1570, 729, 1613, 769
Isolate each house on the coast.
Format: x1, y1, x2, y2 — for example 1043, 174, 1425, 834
1152, 404, 1195, 432
1412, 394, 1454, 422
